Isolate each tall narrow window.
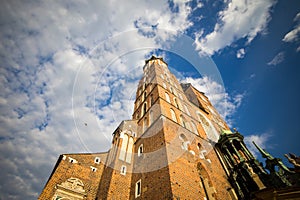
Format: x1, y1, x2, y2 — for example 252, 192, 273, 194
170, 109, 177, 123
120, 165, 126, 175
184, 104, 190, 116
180, 115, 186, 128
163, 82, 167, 89
150, 94, 154, 106
170, 87, 174, 94
143, 92, 147, 101
191, 121, 199, 135
138, 144, 143, 157
135, 179, 141, 197
149, 110, 153, 125
126, 137, 134, 163
174, 98, 179, 108
165, 92, 171, 103
143, 117, 148, 132
143, 103, 147, 115
119, 134, 128, 161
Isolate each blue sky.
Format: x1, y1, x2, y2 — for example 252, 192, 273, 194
0, 0, 299, 199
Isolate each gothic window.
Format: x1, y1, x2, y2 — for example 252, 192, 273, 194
149, 110, 153, 125
143, 103, 147, 115
143, 92, 147, 101
163, 82, 167, 89
143, 117, 148, 132
135, 179, 141, 197
120, 165, 127, 175
197, 112, 219, 142
173, 88, 177, 96
191, 121, 199, 135
150, 94, 154, 106
119, 134, 128, 161
173, 98, 179, 108
170, 109, 177, 123
197, 143, 202, 149
179, 115, 186, 128
138, 144, 143, 157
165, 92, 171, 103
126, 137, 134, 163
170, 87, 174, 94
179, 93, 183, 100
184, 104, 191, 116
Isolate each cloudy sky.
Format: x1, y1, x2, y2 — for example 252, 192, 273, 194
0, 0, 300, 199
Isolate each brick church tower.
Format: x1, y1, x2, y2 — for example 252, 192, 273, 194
39, 56, 268, 199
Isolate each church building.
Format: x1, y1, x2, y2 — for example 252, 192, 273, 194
39, 56, 299, 200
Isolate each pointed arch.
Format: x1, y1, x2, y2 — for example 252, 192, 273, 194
119, 134, 128, 161
149, 110, 153, 125
165, 92, 170, 103
126, 137, 134, 163
170, 108, 177, 122
143, 103, 147, 116
191, 121, 199, 135
173, 97, 179, 108
143, 117, 148, 132
197, 111, 219, 142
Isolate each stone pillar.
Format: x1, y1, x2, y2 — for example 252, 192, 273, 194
240, 142, 254, 160
230, 141, 244, 162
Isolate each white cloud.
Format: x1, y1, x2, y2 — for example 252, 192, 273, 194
267, 52, 285, 66
282, 26, 300, 43
244, 132, 272, 158
182, 76, 244, 125
236, 48, 245, 58
282, 12, 300, 44
0, 1, 193, 199
194, 0, 276, 55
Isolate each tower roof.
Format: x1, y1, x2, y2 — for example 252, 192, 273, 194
145, 55, 167, 66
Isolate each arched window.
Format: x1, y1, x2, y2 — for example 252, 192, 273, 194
126, 137, 134, 163
197, 112, 219, 142
174, 98, 179, 108
191, 121, 199, 135
149, 110, 153, 125
143, 103, 147, 115
173, 88, 177, 96
119, 134, 128, 161
184, 104, 191, 116
170, 109, 177, 122
170, 87, 174, 94
180, 115, 186, 128
162, 82, 167, 89
179, 93, 183, 100
165, 92, 171, 103
143, 92, 147, 101
150, 94, 154, 106
143, 117, 148, 132
138, 144, 143, 157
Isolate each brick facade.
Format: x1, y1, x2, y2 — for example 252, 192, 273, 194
39, 56, 239, 200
